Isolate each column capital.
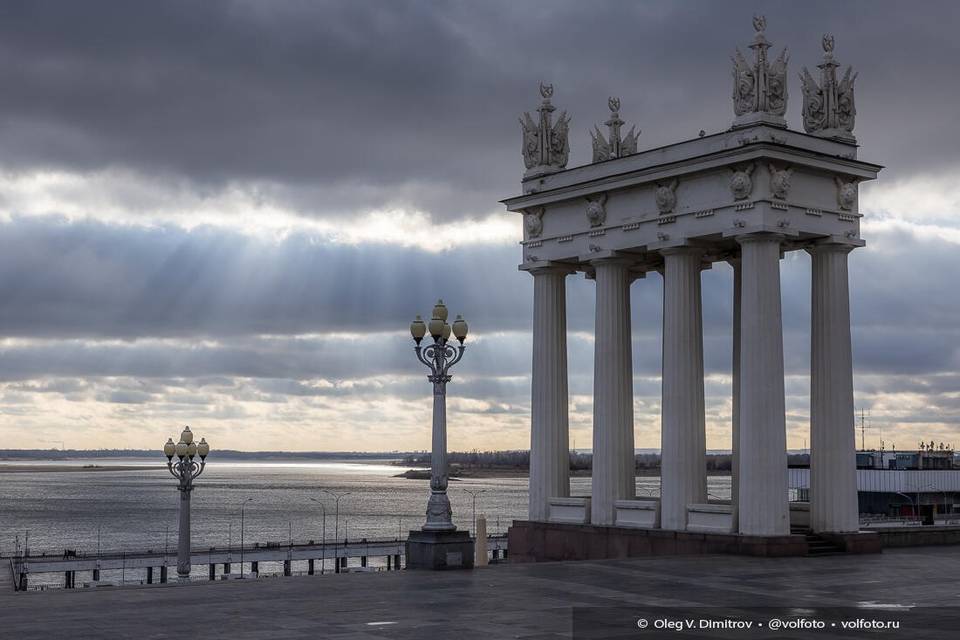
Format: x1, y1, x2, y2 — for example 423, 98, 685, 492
734, 232, 785, 246
805, 240, 857, 256
519, 261, 577, 276
659, 246, 705, 258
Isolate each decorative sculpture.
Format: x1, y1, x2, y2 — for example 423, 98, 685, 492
524, 207, 544, 238
655, 179, 679, 214
520, 83, 571, 178
585, 193, 608, 227
835, 176, 858, 210
800, 35, 857, 140
768, 164, 793, 200
590, 97, 640, 162
729, 164, 755, 201
732, 15, 788, 123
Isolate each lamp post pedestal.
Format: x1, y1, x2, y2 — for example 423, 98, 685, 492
405, 529, 475, 570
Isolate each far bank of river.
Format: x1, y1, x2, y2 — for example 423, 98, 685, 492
394, 466, 732, 479
0, 464, 163, 474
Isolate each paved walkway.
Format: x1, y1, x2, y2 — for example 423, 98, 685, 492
2, 547, 958, 639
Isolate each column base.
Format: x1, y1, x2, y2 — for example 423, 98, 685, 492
405, 530, 475, 570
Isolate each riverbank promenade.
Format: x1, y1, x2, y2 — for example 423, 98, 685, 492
2, 547, 957, 638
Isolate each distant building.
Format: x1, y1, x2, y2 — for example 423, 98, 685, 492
856, 445, 954, 470
791, 445, 960, 517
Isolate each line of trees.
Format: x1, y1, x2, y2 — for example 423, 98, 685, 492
398, 450, 813, 471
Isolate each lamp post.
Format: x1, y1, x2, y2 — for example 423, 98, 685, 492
463, 488, 487, 537
410, 300, 468, 531
405, 300, 475, 570
240, 498, 253, 578
163, 426, 210, 583
309, 497, 327, 574
322, 490, 350, 573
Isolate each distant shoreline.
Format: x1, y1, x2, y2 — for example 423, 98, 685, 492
0, 464, 164, 474
394, 467, 732, 479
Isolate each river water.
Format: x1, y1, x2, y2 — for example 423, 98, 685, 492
0, 458, 731, 587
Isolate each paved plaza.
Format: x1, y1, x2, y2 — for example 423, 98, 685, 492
2, 547, 958, 639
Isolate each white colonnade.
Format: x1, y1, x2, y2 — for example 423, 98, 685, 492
525, 233, 859, 536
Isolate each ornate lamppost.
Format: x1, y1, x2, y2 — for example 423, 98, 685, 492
405, 300, 475, 569
163, 426, 209, 583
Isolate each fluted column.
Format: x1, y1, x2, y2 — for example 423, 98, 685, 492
808, 243, 859, 532
729, 257, 742, 532
591, 258, 635, 525
528, 266, 573, 521
659, 248, 707, 530
737, 235, 789, 536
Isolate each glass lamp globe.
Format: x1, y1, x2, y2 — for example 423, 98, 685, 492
410, 315, 426, 343
432, 299, 448, 322
452, 315, 468, 343
428, 317, 444, 339
442, 322, 451, 341
175, 441, 188, 459
197, 437, 210, 459
181, 426, 193, 445
163, 438, 176, 459
187, 441, 198, 458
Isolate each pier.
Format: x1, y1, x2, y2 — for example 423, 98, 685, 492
7, 535, 509, 590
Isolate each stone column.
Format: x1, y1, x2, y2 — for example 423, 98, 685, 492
736, 235, 789, 536
528, 266, 573, 521
660, 248, 707, 530
591, 258, 635, 525
729, 257, 742, 532
808, 243, 859, 532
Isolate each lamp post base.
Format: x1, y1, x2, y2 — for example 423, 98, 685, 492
405, 529, 475, 570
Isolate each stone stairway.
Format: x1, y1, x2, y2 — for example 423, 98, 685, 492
791, 525, 844, 556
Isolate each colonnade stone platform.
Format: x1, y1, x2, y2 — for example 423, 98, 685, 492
506, 18, 882, 560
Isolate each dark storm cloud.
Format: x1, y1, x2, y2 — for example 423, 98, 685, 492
0, 1, 958, 221
0, 215, 528, 338
0, 216, 958, 391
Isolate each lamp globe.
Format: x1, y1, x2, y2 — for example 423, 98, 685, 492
410, 315, 427, 344
163, 438, 176, 460
432, 299, 448, 322
452, 315, 468, 343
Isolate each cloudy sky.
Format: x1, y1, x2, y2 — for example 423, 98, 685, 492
0, 0, 958, 452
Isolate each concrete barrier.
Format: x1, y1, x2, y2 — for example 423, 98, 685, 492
614, 500, 660, 529
686, 503, 734, 533
548, 497, 591, 524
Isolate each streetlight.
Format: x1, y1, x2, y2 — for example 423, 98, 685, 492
163, 426, 210, 583
322, 490, 350, 574
406, 300, 475, 570
308, 497, 327, 575
410, 300, 468, 532
240, 498, 253, 578
463, 488, 487, 537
